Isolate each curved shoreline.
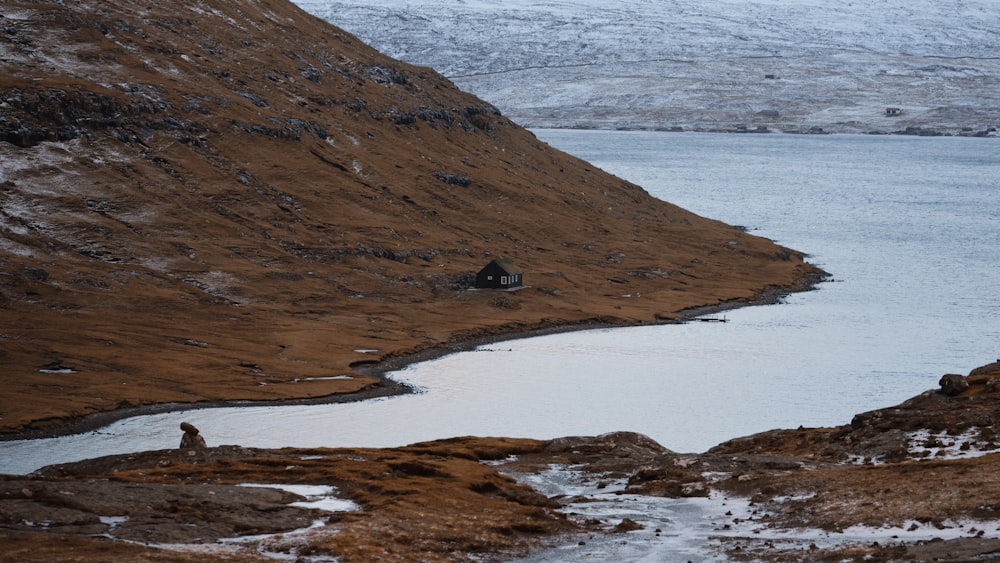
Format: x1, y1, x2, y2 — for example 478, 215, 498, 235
0, 276, 825, 443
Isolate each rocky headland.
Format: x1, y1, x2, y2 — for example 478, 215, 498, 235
0, 0, 819, 437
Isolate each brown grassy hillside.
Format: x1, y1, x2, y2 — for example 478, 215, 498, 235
0, 0, 822, 434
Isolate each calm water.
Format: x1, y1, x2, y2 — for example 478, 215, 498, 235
2, 132, 998, 474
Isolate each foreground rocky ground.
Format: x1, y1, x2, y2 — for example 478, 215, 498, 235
3, 361, 999, 562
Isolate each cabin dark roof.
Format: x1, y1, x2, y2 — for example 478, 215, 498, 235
488, 258, 520, 274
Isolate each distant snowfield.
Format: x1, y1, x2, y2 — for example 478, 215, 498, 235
294, 0, 1000, 133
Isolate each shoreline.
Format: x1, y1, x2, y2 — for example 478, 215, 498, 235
529, 124, 1000, 138
0, 276, 825, 444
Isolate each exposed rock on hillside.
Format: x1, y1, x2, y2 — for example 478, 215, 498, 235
0, 0, 822, 434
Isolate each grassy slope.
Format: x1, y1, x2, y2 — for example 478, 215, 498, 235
0, 0, 822, 433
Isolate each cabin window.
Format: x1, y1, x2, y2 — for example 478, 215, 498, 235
501, 276, 508, 285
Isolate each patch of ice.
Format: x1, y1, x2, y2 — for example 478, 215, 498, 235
149, 518, 331, 561
3, 9, 33, 20
0, 140, 79, 186
0, 237, 36, 257
848, 450, 925, 466
481, 454, 520, 467
907, 428, 1000, 460
292, 375, 354, 382
99, 515, 128, 529
217, 518, 328, 545
237, 483, 359, 513
182, 271, 246, 303
503, 464, 618, 498
839, 518, 999, 541
292, 497, 357, 512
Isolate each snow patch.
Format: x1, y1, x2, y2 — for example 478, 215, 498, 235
99, 515, 128, 529
182, 271, 246, 303
149, 518, 333, 562
291, 375, 354, 382
907, 428, 1000, 460
0, 140, 79, 186
237, 483, 359, 513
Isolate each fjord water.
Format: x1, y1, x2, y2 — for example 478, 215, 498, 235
2, 132, 998, 474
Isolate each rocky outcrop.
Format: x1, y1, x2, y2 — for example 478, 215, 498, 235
0, 478, 316, 544
970, 360, 1000, 376
178, 422, 206, 449
12, 439, 571, 562
939, 373, 969, 396
540, 431, 670, 473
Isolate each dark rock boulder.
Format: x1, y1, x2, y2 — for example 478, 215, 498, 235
613, 518, 644, 533
939, 373, 969, 396
543, 432, 671, 473
625, 456, 709, 497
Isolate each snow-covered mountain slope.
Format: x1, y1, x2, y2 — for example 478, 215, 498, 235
295, 0, 1000, 133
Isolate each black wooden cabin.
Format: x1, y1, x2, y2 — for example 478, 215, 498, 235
475, 258, 523, 289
